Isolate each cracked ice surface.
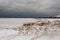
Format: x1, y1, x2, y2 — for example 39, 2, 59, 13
0, 18, 60, 40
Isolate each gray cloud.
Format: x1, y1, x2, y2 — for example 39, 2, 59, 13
0, 0, 60, 17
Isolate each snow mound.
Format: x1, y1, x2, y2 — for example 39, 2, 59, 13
0, 18, 60, 40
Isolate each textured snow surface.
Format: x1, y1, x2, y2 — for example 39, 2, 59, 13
0, 18, 60, 40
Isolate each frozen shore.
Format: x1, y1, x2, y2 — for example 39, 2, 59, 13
0, 18, 60, 40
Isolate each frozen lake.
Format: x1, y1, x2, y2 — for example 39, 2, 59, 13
0, 18, 37, 27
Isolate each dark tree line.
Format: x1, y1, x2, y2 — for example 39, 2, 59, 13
37, 16, 60, 18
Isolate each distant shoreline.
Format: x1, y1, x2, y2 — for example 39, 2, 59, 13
0, 17, 60, 19
36, 17, 60, 19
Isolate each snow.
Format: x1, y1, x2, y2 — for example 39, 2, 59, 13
0, 18, 37, 28
0, 18, 60, 40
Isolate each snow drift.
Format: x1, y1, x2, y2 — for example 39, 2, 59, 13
0, 18, 60, 40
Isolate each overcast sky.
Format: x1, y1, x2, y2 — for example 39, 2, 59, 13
0, 0, 60, 18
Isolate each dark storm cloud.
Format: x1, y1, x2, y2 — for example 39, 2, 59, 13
0, 0, 60, 17
0, 9, 48, 18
